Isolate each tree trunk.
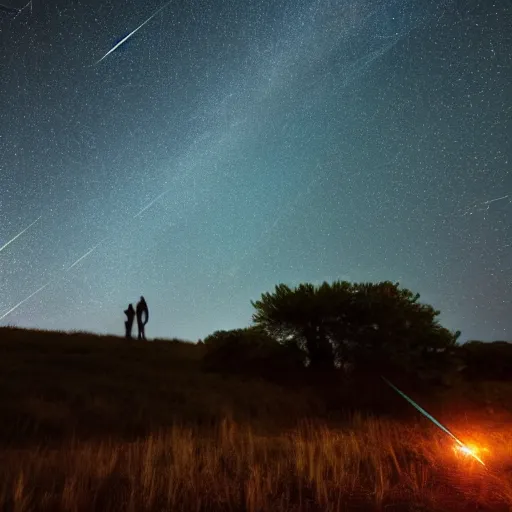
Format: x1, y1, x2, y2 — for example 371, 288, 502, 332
305, 326, 334, 372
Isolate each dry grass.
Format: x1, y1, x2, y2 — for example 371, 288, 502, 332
2, 327, 512, 511
1, 415, 512, 511
0, 327, 325, 445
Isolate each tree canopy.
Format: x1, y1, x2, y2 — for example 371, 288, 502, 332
251, 280, 460, 377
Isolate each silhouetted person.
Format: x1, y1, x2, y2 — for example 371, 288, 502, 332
136, 296, 149, 340
124, 304, 135, 339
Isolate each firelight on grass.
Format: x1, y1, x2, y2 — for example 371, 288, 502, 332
382, 377, 486, 467
454, 443, 488, 466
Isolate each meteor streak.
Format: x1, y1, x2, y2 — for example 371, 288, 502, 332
1, 238, 108, 322
483, 194, 510, 205
95, 1, 171, 65
0, 3, 19, 14
382, 377, 485, 466
66, 239, 105, 271
134, 187, 171, 218
0, 282, 50, 321
462, 193, 511, 216
0, 216, 41, 254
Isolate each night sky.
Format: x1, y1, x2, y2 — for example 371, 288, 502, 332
1, 0, 510, 342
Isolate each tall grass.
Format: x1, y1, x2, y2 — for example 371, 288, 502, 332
1, 415, 511, 512
0, 327, 326, 446
2, 327, 512, 511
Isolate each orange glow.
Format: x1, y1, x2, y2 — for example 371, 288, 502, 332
454, 443, 487, 466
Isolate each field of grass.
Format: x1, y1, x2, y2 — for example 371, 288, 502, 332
1, 327, 512, 511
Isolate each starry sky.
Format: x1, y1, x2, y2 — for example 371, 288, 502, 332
0, 0, 510, 342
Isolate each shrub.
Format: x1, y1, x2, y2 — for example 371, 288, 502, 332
202, 326, 305, 382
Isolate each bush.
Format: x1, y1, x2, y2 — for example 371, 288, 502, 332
202, 327, 305, 382
459, 341, 512, 381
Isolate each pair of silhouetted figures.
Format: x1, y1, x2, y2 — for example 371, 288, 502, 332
124, 296, 149, 340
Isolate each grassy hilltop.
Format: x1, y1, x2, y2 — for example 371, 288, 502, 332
1, 326, 512, 511
0, 327, 327, 444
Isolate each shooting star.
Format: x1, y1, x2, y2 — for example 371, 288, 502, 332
0, 237, 108, 322
133, 187, 172, 218
0, 3, 19, 14
1, 0, 33, 20
0, 216, 41, 254
95, 1, 171, 65
66, 238, 106, 271
0, 282, 51, 321
482, 194, 510, 205
382, 377, 485, 466
462, 193, 511, 216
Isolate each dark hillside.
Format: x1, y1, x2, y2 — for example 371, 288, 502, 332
0, 327, 324, 446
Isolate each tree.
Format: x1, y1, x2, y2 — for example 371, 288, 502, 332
336, 282, 460, 377
251, 280, 460, 378
251, 282, 352, 372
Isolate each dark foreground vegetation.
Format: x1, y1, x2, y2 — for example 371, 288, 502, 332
1, 280, 512, 511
